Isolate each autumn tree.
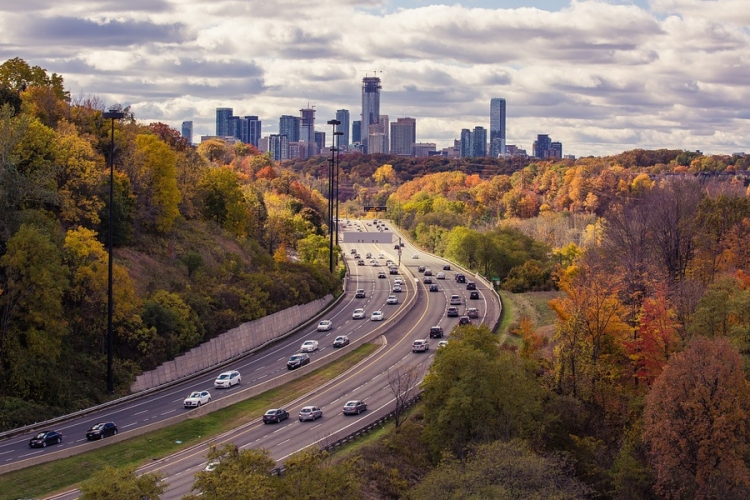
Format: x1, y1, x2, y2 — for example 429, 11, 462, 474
372, 163, 396, 185
79, 465, 165, 500
186, 445, 277, 499
129, 134, 181, 233
276, 447, 361, 499
643, 337, 750, 499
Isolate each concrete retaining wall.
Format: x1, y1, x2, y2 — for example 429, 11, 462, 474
130, 294, 334, 393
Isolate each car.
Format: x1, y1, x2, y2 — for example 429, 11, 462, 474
438, 340, 449, 348
386, 294, 398, 304
204, 460, 220, 472
470, 291, 480, 300
300, 340, 319, 352
429, 283, 439, 292
86, 422, 117, 441
350, 248, 357, 254
455, 273, 466, 283
394, 278, 403, 286
378, 271, 386, 278
466, 281, 477, 290
430, 326, 444, 338
392, 284, 402, 293
358, 259, 365, 266
412, 254, 419, 259
447, 306, 459, 317
29, 430, 62, 448
418, 265, 425, 272
355, 254, 361, 259
467, 307, 480, 318
333, 335, 350, 348
287, 353, 310, 369
343, 400, 368, 415
412, 339, 429, 352
389, 266, 399, 274
459, 316, 471, 325
443, 264, 451, 270
214, 370, 241, 388
371, 310, 384, 321
317, 320, 333, 331
436, 272, 446, 280
400, 241, 405, 247
366, 252, 372, 258
355, 289, 366, 298
394, 244, 400, 249
263, 408, 289, 424
370, 260, 379, 266
386, 260, 394, 266
378, 253, 385, 259
299, 406, 323, 421
450, 295, 462, 305
352, 308, 366, 319
423, 277, 433, 284
424, 269, 433, 276
183, 390, 211, 408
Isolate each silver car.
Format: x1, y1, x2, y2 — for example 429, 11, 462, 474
299, 406, 323, 421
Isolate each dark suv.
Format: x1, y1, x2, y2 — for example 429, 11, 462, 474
455, 273, 466, 283
287, 353, 310, 370
466, 281, 476, 290
429, 326, 444, 338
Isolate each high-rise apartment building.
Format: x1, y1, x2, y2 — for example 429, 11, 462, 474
335, 109, 350, 148
460, 129, 472, 158
181, 121, 193, 145
216, 108, 233, 137
352, 120, 362, 144
279, 115, 300, 143
490, 98, 506, 157
315, 131, 326, 153
361, 76, 381, 153
533, 134, 560, 159
391, 117, 416, 156
551, 142, 563, 159
299, 107, 317, 156
237, 115, 261, 147
473, 126, 487, 157
269, 134, 289, 162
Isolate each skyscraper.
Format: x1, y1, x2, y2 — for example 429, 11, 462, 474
181, 121, 193, 145
268, 134, 289, 162
299, 107, 317, 156
533, 134, 553, 159
391, 117, 416, 156
460, 129, 472, 158
490, 98, 506, 157
238, 115, 261, 147
352, 120, 362, 144
279, 115, 300, 143
361, 76, 381, 153
473, 126, 487, 157
216, 108, 233, 137
335, 109, 350, 147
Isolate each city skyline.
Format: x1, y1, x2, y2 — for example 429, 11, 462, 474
1, 1, 747, 156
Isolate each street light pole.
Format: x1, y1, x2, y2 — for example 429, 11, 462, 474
334, 130, 343, 248
103, 109, 124, 395
326, 120, 340, 274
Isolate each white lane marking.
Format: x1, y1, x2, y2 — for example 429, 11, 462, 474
133, 410, 148, 416
0, 450, 14, 456
120, 422, 138, 429
277, 438, 291, 446
161, 409, 176, 416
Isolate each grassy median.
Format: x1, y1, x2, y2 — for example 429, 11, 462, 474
0, 343, 379, 500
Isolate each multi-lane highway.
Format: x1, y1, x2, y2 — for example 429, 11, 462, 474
2, 219, 501, 499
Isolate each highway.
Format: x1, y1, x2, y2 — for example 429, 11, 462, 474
3, 219, 501, 499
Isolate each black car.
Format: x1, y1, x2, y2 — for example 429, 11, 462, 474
429, 326, 444, 338
455, 273, 466, 283
418, 265, 425, 272
342, 400, 368, 415
429, 284, 439, 292
470, 291, 480, 300
263, 408, 289, 423
447, 306, 459, 317
466, 281, 477, 290
423, 277, 433, 284
443, 264, 451, 270
86, 422, 118, 441
459, 316, 471, 325
287, 353, 310, 370
333, 335, 350, 348
424, 269, 433, 276
29, 430, 63, 448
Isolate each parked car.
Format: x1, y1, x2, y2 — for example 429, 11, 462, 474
467, 307, 480, 318
287, 353, 310, 369
386, 295, 398, 304
443, 264, 451, 270
459, 316, 471, 325
429, 283, 439, 292
429, 326, 444, 338
86, 422, 117, 441
317, 320, 333, 331
436, 272, 446, 280
447, 306, 459, 317
333, 335, 350, 348
371, 310, 384, 321
412, 339, 429, 352
183, 390, 211, 408
355, 289, 366, 298
342, 400, 368, 415
450, 294, 462, 305
466, 281, 477, 290
214, 370, 241, 388
455, 273, 466, 283
299, 406, 323, 421
29, 430, 62, 448
470, 291, 480, 300
300, 340, 319, 352
352, 308, 366, 319
262, 408, 289, 424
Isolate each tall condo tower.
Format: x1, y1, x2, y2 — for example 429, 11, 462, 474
391, 117, 416, 156
181, 121, 193, 145
361, 76, 381, 153
279, 115, 300, 142
216, 108, 233, 137
490, 98, 506, 157
335, 109, 350, 147
299, 107, 317, 156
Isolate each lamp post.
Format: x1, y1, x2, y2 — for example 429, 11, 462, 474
103, 109, 124, 395
326, 119, 340, 274
333, 130, 343, 247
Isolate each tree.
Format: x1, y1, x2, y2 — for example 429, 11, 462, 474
186, 444, 277, 499
79, 465, 165, 500
387, 364, 422, 427
643, 337, 750, 499
0, 57, 68, 100
372, 163, 396, 186
277, 447, 361, 499
130, 134, 181, 233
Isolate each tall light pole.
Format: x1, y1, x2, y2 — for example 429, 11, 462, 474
103, 109, 124, 395
334, 130, 343, 247
326, 119, 340, 274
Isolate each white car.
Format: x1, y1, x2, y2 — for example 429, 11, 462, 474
450, 295, 462, 305
436, 272, 446, 280
386, 295, 398, 305
370, 260, 379, 266
393, 278, 403, 286
392, 284, 402, 293
214, 370, 241, 388
317, 320, 333, 331
412, 254, 419, 259
300, 340, 319, 352
371, 310, 384, 321
183, 390, 211, 408
438, 340, 449, 348
378, 253, 385, 259
352, 308, 366, 319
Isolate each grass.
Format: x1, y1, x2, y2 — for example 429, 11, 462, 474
0, 343, 378, 500
497, 290, 562, 346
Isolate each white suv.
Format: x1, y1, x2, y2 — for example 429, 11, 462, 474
300, 340, 319, 352
214, 370, 241, 388
412, 339, 429, 352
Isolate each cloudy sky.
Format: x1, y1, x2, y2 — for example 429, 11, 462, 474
1, 0, 748, 157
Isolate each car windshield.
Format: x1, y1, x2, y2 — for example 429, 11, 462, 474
218, 374, 229, 380
303, 341, 314, 345
265, 410, 277, 415
301, 408, 311, 413
189, 392, 201, 398
291, 355, 303, 360
92, 423, 104, 430
35, 432, 47, 439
